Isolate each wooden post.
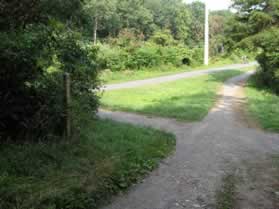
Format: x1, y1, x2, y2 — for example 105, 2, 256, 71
64, 73, 71, 140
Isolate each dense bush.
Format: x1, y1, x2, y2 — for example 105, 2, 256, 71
255, 28, 279, 94
150, 30, 176, 47
131, 45, 161, 68
97, 41, 202, 71
0, 2, 99, 141
226, 0, 279, 93
97, 44, 130, 71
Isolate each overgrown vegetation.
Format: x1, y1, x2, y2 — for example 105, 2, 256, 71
245, 75, 279, 132
0, 119, 175, 209
101, 70, 247, 121
228, 0, 279, 94
0, 0, 99, 141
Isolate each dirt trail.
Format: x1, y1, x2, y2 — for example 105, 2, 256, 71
99, 71, 279, 209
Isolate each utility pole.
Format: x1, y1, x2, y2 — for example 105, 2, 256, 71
204, 1, 209, 65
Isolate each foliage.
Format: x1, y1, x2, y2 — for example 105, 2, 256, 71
97, 35, 202, 72
131, 45, 161, 68
210, 10, 233, 56
229, 0, 279, 93
0, 119, 175, 209
0, 1, 99, 141
80, 0, 210, 47
245, 75, 279, 132
187, 1, 205, 46
150, 29, 176, 46
97, 44, 130, 71
254, 28, 279, 93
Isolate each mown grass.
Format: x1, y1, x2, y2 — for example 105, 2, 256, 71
101, 70, 246, 121
245, 76, 279, 132
0, 119, 175, 209
100, 59, 245, 84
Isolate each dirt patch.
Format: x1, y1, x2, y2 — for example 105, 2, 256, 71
216, 156, 279, 209
216, 173, 238, 209
235, 156, 279, 209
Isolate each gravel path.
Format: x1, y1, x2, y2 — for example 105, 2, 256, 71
99, 71, 279, 209
103, 62, 256, 91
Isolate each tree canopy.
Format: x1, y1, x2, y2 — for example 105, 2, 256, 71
227, 0, 279, 93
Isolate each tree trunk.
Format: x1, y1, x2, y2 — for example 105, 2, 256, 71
93, 16, 98, 45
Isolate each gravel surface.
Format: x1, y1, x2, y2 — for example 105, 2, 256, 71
98, 71, 279, 209
102, 62, 257, 91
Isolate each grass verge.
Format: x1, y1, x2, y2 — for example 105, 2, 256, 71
100, 59, 247, 84
101, 70, 247, 121
245, 76, 279, 132
0, 119, 175, 209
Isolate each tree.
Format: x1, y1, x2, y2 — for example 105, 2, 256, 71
228, 0, 279, 93
84, 0, 116, 44
145, 0, 190, 41
187, 1, 205, 46
116, 0, 154, 37
209, 10, 233, 56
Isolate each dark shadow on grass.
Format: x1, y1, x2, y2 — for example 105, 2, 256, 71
126, 92, 217, 121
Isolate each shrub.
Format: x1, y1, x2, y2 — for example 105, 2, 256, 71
159, 46, 193, 66
188, 47, 203, 66
131, 45, 161, 69
255, 28, 279, 94
0, 23, 99, 142
98, 44, 130, 71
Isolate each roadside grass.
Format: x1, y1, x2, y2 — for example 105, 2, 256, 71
100, 59, 246, 84
101, 70, 247, 121
0, 119, 175, 209
245, 76, 279, 132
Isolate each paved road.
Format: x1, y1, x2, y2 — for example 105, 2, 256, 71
103, 62, 257, 91
99, 71, 279, 209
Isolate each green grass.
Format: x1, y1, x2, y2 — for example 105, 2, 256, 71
101, 70, 246, 121
100, 59, 245, 84
0, 119, 175, 209
245, 77, 279, 132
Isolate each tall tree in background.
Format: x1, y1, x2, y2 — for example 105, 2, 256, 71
187, 1, 205, 46
117, 0, 154, 37
209, 10, 233, 56
84, 0, 116, 44
145, 0, 191, 42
